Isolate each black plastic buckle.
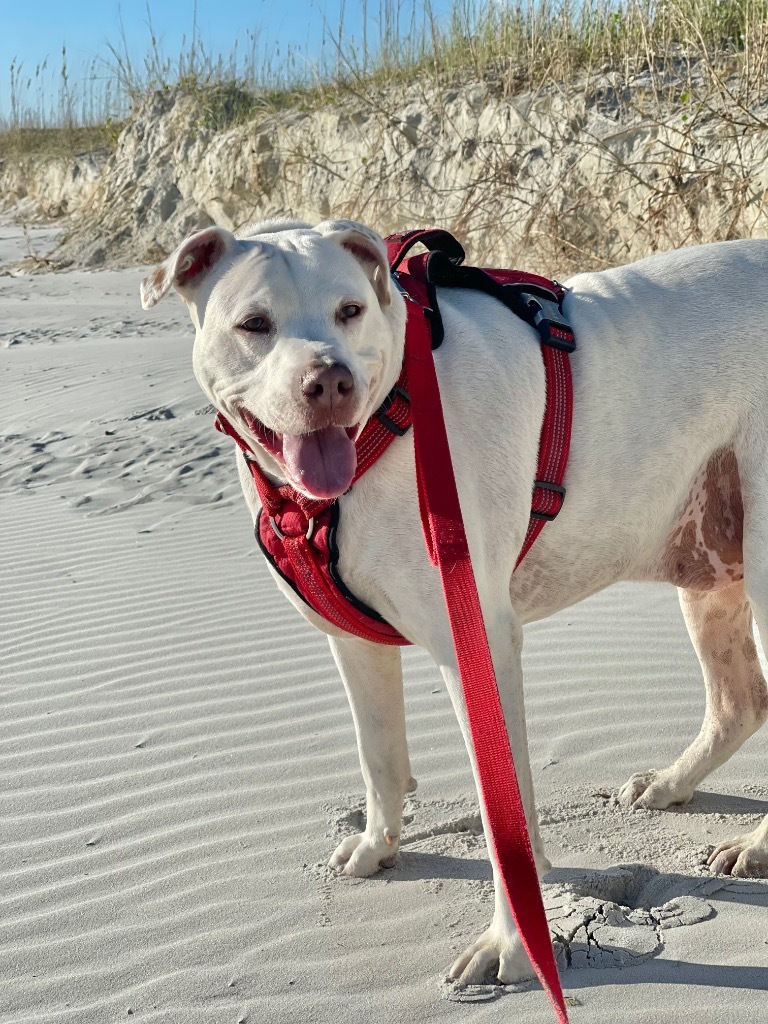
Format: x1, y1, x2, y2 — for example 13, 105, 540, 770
519, 292, 576, 352
531, 480, 566, 521
376, 384, 411, 436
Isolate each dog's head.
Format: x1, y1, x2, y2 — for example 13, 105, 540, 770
141, 219, 406, 499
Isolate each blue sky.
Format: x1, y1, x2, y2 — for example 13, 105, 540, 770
0, 0, 454, 123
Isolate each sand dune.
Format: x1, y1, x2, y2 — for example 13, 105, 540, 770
2, 221, 767, 1023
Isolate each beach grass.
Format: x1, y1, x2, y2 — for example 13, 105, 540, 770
0, 0, 766, 153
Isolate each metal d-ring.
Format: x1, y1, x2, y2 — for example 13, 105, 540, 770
269, 515, 315, 541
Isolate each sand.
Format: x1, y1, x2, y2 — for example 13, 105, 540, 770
2, 219, 768, 1023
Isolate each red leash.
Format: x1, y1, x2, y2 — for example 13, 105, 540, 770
405, 301, 569, 1022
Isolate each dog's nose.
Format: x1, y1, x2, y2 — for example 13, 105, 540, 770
301, 362, 355, 408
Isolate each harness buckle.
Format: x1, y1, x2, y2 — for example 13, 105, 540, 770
376, 384, 411, 436
270, 515, 315, 541
518, 292, 576, 352
530, 481, 566, 522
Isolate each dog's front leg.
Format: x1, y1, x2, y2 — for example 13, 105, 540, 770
434, 602, 551, 985
327, 635, 414, 877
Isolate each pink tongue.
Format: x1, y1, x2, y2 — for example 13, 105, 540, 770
282, 426, 357, 499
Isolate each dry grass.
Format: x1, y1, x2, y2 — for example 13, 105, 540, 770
1, 1, 767, 144
0, 124, 121, 160
2, 0, 766, 275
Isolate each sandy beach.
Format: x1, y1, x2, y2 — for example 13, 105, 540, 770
2, 220, 768, 1023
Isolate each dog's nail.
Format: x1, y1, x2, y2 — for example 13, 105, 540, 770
384, 829, 399, 846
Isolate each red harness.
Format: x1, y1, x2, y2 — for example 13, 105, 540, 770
214, 228, 574, 645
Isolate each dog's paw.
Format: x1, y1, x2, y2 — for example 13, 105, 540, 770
449, 924, 534, 985
708, 830, 768, 877
618, 769, 694, 810
328, 830, 398, 877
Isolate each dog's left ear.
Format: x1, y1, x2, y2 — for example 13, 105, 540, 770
315, 220, 391, 308
140, 226, 238, 309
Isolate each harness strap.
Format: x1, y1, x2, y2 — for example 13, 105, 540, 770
518, 341, 573, 566
391, 239, 574, 570
386, 228, 466, 272
402, 278, 569, 1024
279, 532, 402, 639
214, 373, 412, 644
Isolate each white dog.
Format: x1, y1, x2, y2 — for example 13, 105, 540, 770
142, 219, 768, 985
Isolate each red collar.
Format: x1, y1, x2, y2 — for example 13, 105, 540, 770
213, 229, 574, 642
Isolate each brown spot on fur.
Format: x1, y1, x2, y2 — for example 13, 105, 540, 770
754, 675, 768, 715
729, 601, 748, 625
701, 450, 743, 564
150, 266, 166, 290
661, 448, 744, 591
672, 521, 717, 588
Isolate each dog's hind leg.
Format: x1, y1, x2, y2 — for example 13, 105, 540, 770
326, 635, 415, 877
708, 457, 768, 875
620, 582, 768, 813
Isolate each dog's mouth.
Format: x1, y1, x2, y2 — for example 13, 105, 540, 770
240, 408, 358, 499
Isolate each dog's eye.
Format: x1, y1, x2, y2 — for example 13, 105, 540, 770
240, 315, 270, 333
339, 303, 362, 321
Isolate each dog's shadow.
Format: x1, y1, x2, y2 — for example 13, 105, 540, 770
385, 850, 492, 883
387, 854, 768, 991
567, 957, 768, 992
666, 789, 768, 816
335, 795, 768, 989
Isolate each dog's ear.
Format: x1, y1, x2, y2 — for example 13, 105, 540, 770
315, 220, 391, 308
140, 226, 237, 309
